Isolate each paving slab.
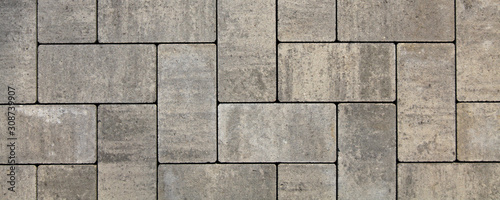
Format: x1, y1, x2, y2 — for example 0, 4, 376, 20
158, 44, 216, 163
397, 43, 456, 161
0, 165, 36, 199
218, 104, 336, 162
38, 165, 96, 200
278, 164, 336, 199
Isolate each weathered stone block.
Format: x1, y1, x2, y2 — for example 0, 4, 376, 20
38, 165, 96, 200
0, 165, 36, 199
278, 164, 336, 199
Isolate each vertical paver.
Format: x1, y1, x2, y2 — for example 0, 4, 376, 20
0, 165, 36, 199
218, 0, 276, 102
397, 43, 456, 161
38, 165, 97, 200
278, 164, 336, 199
98, 105, 156, 199
338, 103, 396, 200
158, 44, 216, 163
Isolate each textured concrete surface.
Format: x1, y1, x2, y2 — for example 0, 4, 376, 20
38, 165, 96, 200
0, 165, 36, 200
278, 164, 336, 199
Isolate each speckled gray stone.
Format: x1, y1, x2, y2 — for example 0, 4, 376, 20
457, 0, 500, 101
338, 104, 396, 200
98, 105, 156, 200
278, 164, 336, 199
278, 43, 395, 102
158, 44, 216, 163
98, 0, 215, 42
38, 165, 96, 200
158, 164, 275, 200
338, 0, 454, 41
0, 105, 96, 163
218, 104, 336, 162
38, 0, 96, 43
0, 0, 36, 103
399, 163, 500, 199
458, 103, 500, 161
218, 0, 276, 102
397, 43, 456, 162
278, 0, 336, 41
38, 45, 156, 103
0, 165, 36, 199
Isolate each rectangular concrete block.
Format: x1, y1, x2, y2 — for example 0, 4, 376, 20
98, 0, 215, 42
338, 0, 454, 41
38, 45, 156, 103
219, 104, 336, 162
98, 105, 156, 199
0, 0, 36, 103
38, 0, 96, 43
38, 165, 96, 200
278, 0, 336, 41
457, 0, 500, 101
158, 164, 275, 200
458, 103, 500, 161
218, 0, 276, 102
397, 43, 456, 161
399, 163, 500, 199
338, 103, 396, 200
279, 43, 395, 102
0, 105, 96, 163
158, 44, 216, 163
0, 165, 36, 199
278, 164, 336, 199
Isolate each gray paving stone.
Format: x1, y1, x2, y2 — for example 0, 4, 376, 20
38, 45, 156, 103
219, 104, 336, 162
0, 105, 96, 163
338, 0, 454, 41
38, 0, 96, 43
399, 163, 500, 199
457, 0, 500, 101
397, 43, 456, 162
338, 103, 396, 200
458, 103, 500, 161
158, 164, 275, 200
278, 164, 336, 199
98, 0, 215, 43
0, 165, 36, 199
158, 44, 216, 163
0, 0, 36, 103
98, 105, 156, 199
278, 43, 395, 102
38, 165, 96, 200
218, 0, 276, 102
278, 0, 336, 41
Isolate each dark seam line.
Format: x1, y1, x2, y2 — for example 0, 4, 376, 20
394, 43, 399, 200
36, 0, 39, 103
155, 44, 159, 200
95, 0, 99, 43
0, 102, 157, 106
457, 101, 500, 103
218, 101, 395, 104
275, 0, 279, 103
276, 163, 279, 200
279, 41, 455, 44
335, 103, 339, 200
35, 165, 38, 199
0, 163, 99, 165
335, 0, 338, 41
96, 104, 99, 200
38, 42, 216, 45
399, 161, 500, 164
215, 0, 219, 163
454, 0, 459, 162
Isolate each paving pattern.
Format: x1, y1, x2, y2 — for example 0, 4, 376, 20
0, 0, 499, 199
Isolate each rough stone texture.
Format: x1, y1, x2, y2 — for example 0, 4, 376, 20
458, 103, 500, 161
158, 44, 216, 163
98, 0, 215, 43
338, 0, 454, 41
98, 105, 156, 200
278, 0, 336, 41
38, 0, 96, 43
158, 164, 275, 200
278, 43, 395, 102
218, 0, 276, 102
397, 43, 456, 162
0, 0, 36, 103
338, 104, 396, 200
0, 105, 96, 163
219, 104, 336, 162
278, 164, 336, 199
0, 165, 36, 199
38, 165, 97, 200
457, 0, 500, 101
399, 163, 500, 199
38, 45, 156, 103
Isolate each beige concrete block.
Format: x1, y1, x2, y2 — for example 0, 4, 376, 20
38, 165, 96, 200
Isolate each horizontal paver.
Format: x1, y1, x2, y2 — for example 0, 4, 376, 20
279, 43, 395, 101
158, 164, 275, 200
0, 105, 96, 163
158, 44, 216, 163
278, 164, 336, 199
38, 165, 96, 200
0, 165, 36, 199
397, 43, 456, 161
218, 104, 336, 162
38, 45, 156, 103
